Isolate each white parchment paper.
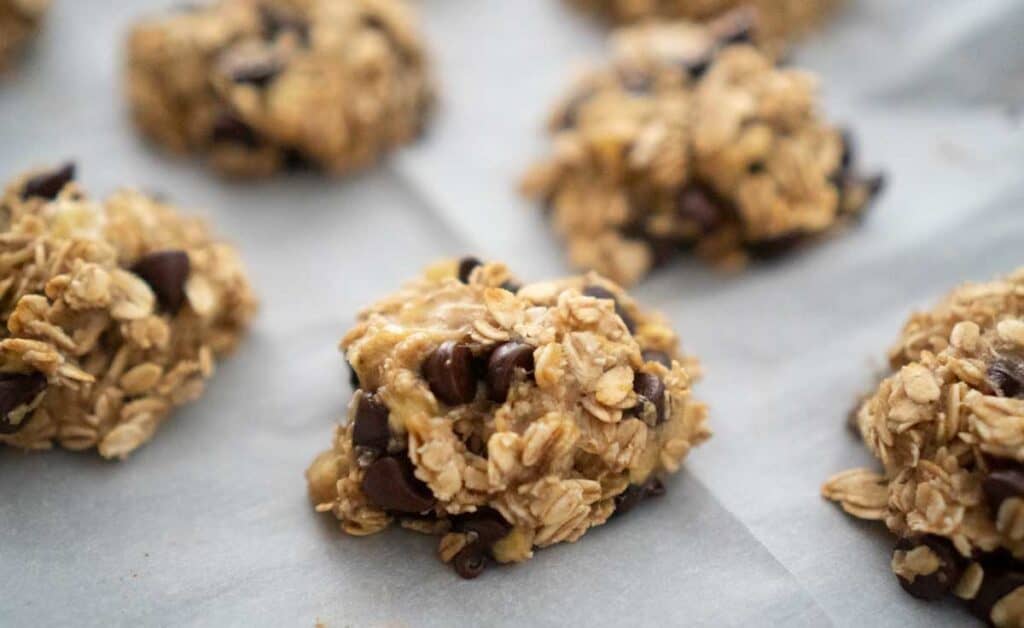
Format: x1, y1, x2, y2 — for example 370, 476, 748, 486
1, 1, 1022, 626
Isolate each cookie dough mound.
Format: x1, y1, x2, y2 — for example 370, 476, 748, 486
566, 0, 839, 45
125, 0, 434, 178
0, 164, 257, 459
0, 0, 49, 71
823, 268, 1024, 626
521, 12, 883, 286
306, 258, 709, 578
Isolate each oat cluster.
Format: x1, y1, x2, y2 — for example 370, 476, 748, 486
125, 0, 434, 178
0, 165, 256, 459
306, 258, 710, 577
823, 268, 1024, 626
0, 0, 49, 71
522, 13, 883, 286
565, 0, 839, 46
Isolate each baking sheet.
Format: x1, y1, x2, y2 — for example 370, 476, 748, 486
1, 0, 1023, 626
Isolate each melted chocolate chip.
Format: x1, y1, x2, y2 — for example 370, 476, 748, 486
894, 536, 964, 600
360, 456, 435, 514
453, 543, 488, 579
352, 394, 390, 452
641, 350, 672, 369
632, 373, 667, 425
211, 112, 260, 147
988, 358, 1024, 399
132, 250, 190, 313
132, 250, 190, 314
613, 477, 666, 518
0, 372, 47, 434
677, 186, 722, 233
422, 341, 477, 405
486, 342, 535, 403
453, 507, 511, 548
457, 257, 482, 284
983, 469, 1024, 515
970, 568, 1024, 623
582, 286, 636, 334
22, 162, 75, 200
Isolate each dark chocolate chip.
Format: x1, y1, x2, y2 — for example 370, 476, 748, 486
839, 128, 855, 172
632, 372, 667, 425
677, 186, 722, 233
894, 536, 964, 600
499, 280, 521, 294
260, 5, 310, 43
453, 543, 488, 579
613, 477, 665, 517
486, 341, 534, 403
746, 233, 806, 260
352, 394, 390, 452
970, 568, 1024, 623
422, 341, 477, 405
0, 372, 47, 435
988, 358, 1024, 399
454, 507, 511, 548
131, 250, 190, 314
360, 455, 435, 514
22, 162, 75, 200
211, 112, 260, 147
864, 173, 887, 200
641, 350, 672, 369
983, 469, 1024, 516
747, 160, 766, 175
679, 54, 712, 79
457, 257, 482, 284
582, 286, 636, 334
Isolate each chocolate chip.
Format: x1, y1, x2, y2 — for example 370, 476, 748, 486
988, 358, 1024, 398
22, 162, 75, 200
613, 477, 666, 517
499, 280, 521, 294
582, 286, 636, 334
984, 469, 1024, 515
839, 128, 855, 172
453, 543, 488, 579
679, 54, 712, 79
454, 507, 511, 548
352, 394, 390, 452
486, 342, 534, 403
864, 173, 887, 200
422, 341, 477, 405
361, 455, 435, 514
0, 372, 47, 435
747, 160, 766, 175
632, 372, 667, 425
260, 5, 310, 43
131, 250, 190, 314
713, 7, 758, 46
746, 233, 806, 260
457, 257, 482, 284
970, 568, 1024, 623
677, 186, 722, 233
211, 112, 260, 147
894, 536, 964, 600
641, 350, 672, 369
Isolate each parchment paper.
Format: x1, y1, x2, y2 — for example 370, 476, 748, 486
1, 1, 1022, 626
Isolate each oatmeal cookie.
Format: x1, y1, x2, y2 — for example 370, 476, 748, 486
566, 0, 839, 46
0, 163, 257, 459
0, 0, 49, 71
823, 268, 1024, 626
306, 258, 709, 578
125, 0, 434, 178
521, 12, 883, 286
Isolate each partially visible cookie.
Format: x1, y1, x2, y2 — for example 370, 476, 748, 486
522, 12, 883, 286
0, 0, 49, 71
566, 0, 840, 46
307, 258, 710, 578
823, 268, 1024, 626
125, 0, 434, 178
0, 163, 257, 459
